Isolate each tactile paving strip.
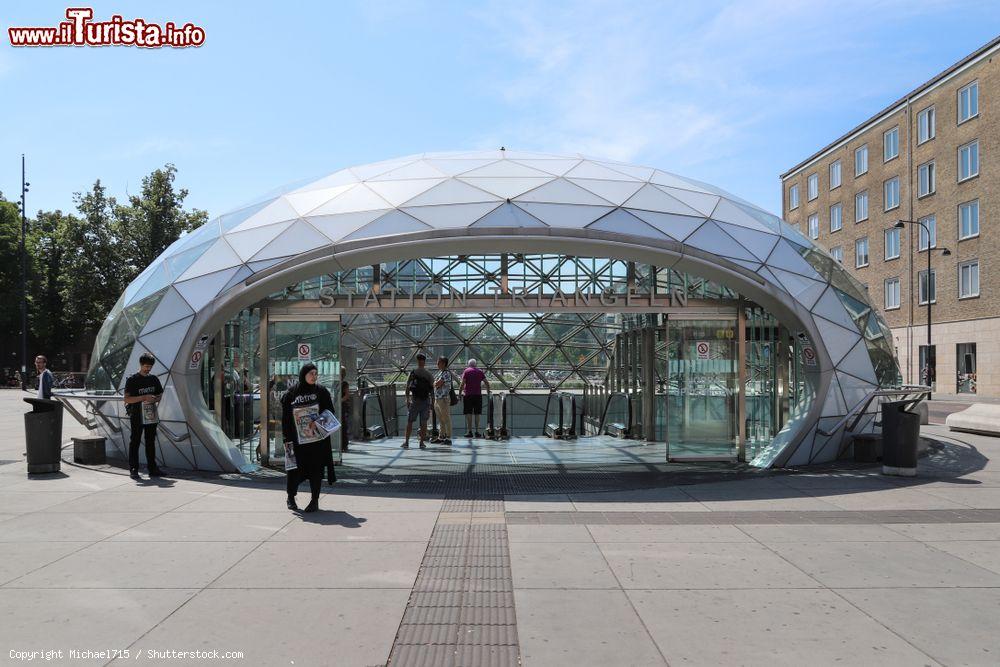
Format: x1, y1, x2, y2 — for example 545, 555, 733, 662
387, 499, 521, 667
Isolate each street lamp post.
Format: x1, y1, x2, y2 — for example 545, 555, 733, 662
895, 219, 950, 399
19, 155, 29, 392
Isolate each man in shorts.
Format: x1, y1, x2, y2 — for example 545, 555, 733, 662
402, 353, 434, 449
459, 358, 489, 438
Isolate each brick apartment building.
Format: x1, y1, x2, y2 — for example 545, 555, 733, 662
781, 36, 999, 397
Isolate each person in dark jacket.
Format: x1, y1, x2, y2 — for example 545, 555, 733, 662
281, 363, 335, 513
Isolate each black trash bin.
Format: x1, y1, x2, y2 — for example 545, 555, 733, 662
882, 400, 920, 477
24, 398, 64, 474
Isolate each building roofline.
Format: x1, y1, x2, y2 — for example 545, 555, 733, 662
780, 34, 1000, 181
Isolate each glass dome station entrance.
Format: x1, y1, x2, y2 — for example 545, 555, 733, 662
77, 151, 903, 474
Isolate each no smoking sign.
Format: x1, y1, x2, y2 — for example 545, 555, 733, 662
297, 342, 312, 361
695, 341, 710, 360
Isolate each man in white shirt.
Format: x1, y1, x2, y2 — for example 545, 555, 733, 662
34, 355, 53, 400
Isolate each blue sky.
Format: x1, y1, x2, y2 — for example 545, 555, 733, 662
2, 1, 998, 220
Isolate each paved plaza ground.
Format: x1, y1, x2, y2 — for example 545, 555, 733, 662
3, 390, 1000, 666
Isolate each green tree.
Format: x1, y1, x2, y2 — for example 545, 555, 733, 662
26, 210, 75, 357
113, 163, 208, 275
0, 194, 24, 376
67, 180, 126, 336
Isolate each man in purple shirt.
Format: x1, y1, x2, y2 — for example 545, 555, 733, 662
458, 359, 489, 438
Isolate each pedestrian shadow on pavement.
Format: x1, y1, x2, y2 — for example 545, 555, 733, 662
298, 511, 367, 528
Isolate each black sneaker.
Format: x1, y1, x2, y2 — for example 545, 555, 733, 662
304, 499, 319, 513
129, 469, 141, 480
474, 432, 483, 438
419, 441, 427, 449
401, 442, 410, 449
430, 437, 441, 444
444, 438, 452, 446
465, 431, 474, 438
148, 467, 163, 478
287, 497, 299, 511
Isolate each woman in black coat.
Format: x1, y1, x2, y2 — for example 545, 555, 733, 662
281, 363, 335, 512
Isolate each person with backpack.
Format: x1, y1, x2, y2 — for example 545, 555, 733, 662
402, 352, 434, 449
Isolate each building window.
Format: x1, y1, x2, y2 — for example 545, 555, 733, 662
855, 237, 869, 268
884, 277, 900, 310
808, 214, 819, 239
807, 173, 819, 200
830, 160, 842, 190
918, 269, 936, 304
957, 342, 977, 394
917, 161, 935, 198
855, 144, 868, 176
829, 203, 842, 232
830, 245, 843, 263
958, 80, 979, 124
883, 126, 899, 162
918, 214, 936, 251
789, 184, 799, 210
958, 140, 979, 181
884, 227, 900, 260
884, 176, 900, 211
917, 106, 936, 144
959, 260, 980, 299
959, 199, 980, 239
855, 190, 869, 222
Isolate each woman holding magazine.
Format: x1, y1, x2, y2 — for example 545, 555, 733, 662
281, 363, 338, 513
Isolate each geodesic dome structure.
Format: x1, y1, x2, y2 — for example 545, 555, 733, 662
84, 150, 900, 472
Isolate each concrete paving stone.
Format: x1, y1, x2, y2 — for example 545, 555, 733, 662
599, 541, 820, 590
587, 524, 754, 543
772, 473, 900, 491
509, 542, 619, 589
818, 488, 972, 511
768, 540, 1000, 588
271, 510, 438, 542
9, 540, 258, 589
320, 491, 445, 513
212, 540, 425, 588
926, 540, 1000, 575
135, 587, 409, 666
0, 541, 91, 585
922, 486, 1000, 508
887, 522, 1000, 541
0, 473, 134, 493
172, 488, 300, 512
0, 511, 159, 542
696, 495, 845, 512
629, 588, 941, 667
838, 587, 1000, 666
391, 643, 458, 667
0, 491, 98, 514
503, 494, 574, 512
515, 589, 666, 667
0, 588, 196, 662
569, 486, 708, 513
738, 523, 916, 543
109, 511, 292, 542
40, 488, 213, 514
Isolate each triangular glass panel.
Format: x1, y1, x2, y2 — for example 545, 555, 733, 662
814, 315, 862, 365
767, 239, 822, 278
308, 184, 393, 215
250, 220, 331, 262
247, 257, 285, 273
367, 178, 446, 207
510, 158, 582, 175
565, 161, 643, 181
137, 315, 193, 369
283, 185, 355, 216
403, 179, 501, 206
369, 160, 448, 181
595, 161, 654, 181
171, 220, 222, 254
349, 157, 417, 181
458, 177, 552, 199
656, 187, 720, 217
586, 209, 671, 239
343, 210, 433, 241
628, 210, 706, 242
174, 268, 241, 312
470, 203, 548, 227
140, 287, 194, 336
684, 221, 758, 262
865, 337, 902, 387
649, 170, 712, 193
821, 376, 848, 417
402, 202, 502, 228
229, 197, 299, 233
292, 168, 359, 192
512, 203, 614, 228
424, 158, 496, 175
227, 221, 294, 261
514, 178, 612, 205
177, 238, 243, 281
835, 288, 872, 327
461, 160, 553, 178
732, 200, 784, 233
124, 264, 171, 307
123, 290, 167, 335
813, 286, 861, 332
566, 178, 644, 205
217, 200, 273, 232
307, 210, 390, 242
716, 222, 779, 262
769, 268, 827, 308
164, 239, 216, 280
837, 338, 878, 383
219, 264, 254, 294
624, 184, 703, 215
837, 370, 875, 409
711, 199, 775, 233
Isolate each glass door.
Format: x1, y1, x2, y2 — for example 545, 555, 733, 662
262, 315, 341, 465
666, 317, 739, 462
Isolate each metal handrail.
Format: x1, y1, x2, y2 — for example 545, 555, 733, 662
818, 385, 930, 437
543, 391, 578, 439
599, 391, 633, 438
53, 390, 122, 433
486, 391, 510, 440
